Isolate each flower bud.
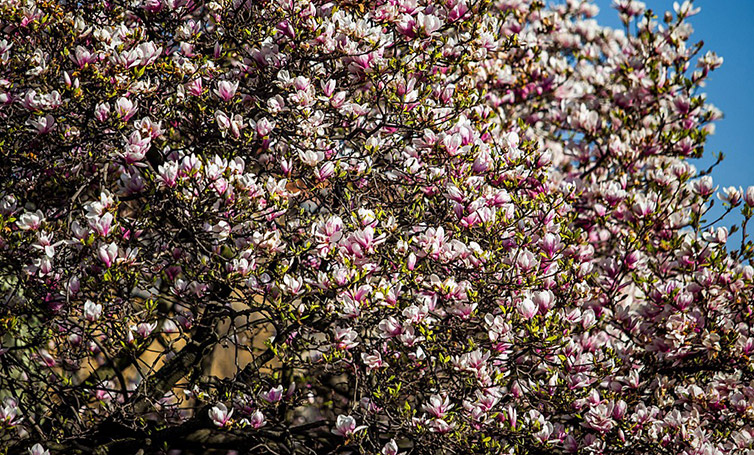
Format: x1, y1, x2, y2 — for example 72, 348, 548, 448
745, 186, 754, 207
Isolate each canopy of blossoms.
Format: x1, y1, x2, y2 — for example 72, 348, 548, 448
1, 0, 752, 454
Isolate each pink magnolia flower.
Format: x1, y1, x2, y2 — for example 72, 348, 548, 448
98, 242, 118, 268
331, 415, 367, 437
378, 316, 403, 338
429, 418, 456, 433
32, 232, 57, 259
216, 110, 245, 138
282, 274, 303, 295
745, 186, 754, 207
449, 301, 477, 319
70, 45, 96, 68
674, 0, 700, 18
209, 403, 233, 427
141, 0, 162, 13
20, 89, 39, 110
397, 15, 416, 38
423, 394, 453, 419
532, 290, 555, 314
162, 319, 179, 333
516, 249, 538, 272
157, 162, 179, 187
612, 400, 628, 420
316, 162, 335, 182
719, 186, 742, 205
448, 1, 469, 22
504, 405, 518, 429
134, 117, 163, 139
614, 0, 646, 17
259, 385, 284, 403
691, 176, 716, 197
89, 212, 114, 237
361, 351, 384, 371
406, 252, 417, 271
382, 439, 400, 455
292, 76, 310, 91
94, 102, 110, 122
38, 349, 56, 367
16, 210, 44, 230
539, 233, 562, 258
276, 20, 295, 40
132, 321, 157, 338
114, 97, 137, 122
517, 298, 537, 320
214, 80, 239, 102
84, 300, 102, 322
119, 171, 146, 194
135, 42, 162, 66
330, 91, 346, 108
321, 79, 336, 97
333, 326, 359, 350
0, 398, 22, 427
631, 196, 656, 218
28, 444, 49, 455
253, 117, 275, 137
248, 409, 265, 428
27, 114, 55, 134
342, 226, 386, 258
398, 325, 425, 347
186, 78, 203, 96
582, 403, 615, 432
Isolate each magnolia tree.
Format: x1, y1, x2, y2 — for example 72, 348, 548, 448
1, 0, 754, 454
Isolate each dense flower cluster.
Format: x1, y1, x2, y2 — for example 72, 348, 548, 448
1, 0, 753, 454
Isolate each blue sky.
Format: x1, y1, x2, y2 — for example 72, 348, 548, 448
593, 0, 754, 237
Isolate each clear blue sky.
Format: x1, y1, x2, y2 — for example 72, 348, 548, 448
593, 0, 754, 236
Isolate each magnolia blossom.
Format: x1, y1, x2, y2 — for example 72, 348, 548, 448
361, 351, 384, 371
429, 419, 456, 433
209, 403, 233, 427
216, 110, 245, 138
98, 242, 118, 268
532, 290, 555, 313
84, 300, 102, 322
131, 321, 157, 338
333, 326, 359, 350
89, 212, 114, 237
691, 175, 716, 196
214, 80, 238, 102
38, 349, 56, 367
719, 186, 743, 205
582, 403, 615, 432
331, 415, 367, 437
259, 385, 284, 403
16, 210, 44, 230
423, 394, 453, 419
254, 117, 275, 136
282, 274, 303, 295
26, 114, 55, 134
71, 45, 96, 67
517, 298, 538, 320
28, 444, 49, 455
247, 409, 265, 428
378, 316, 403, 338
382, 439, 400, 455
316, 162, 335, 182
745, 186, 754, 207
0, 398, 21, 427
94, 102, 110, 122
114, 97, 137, 121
